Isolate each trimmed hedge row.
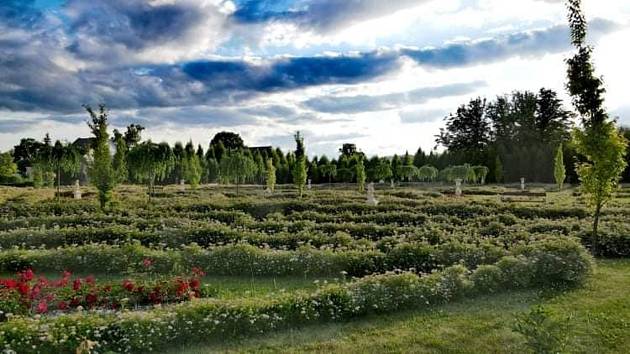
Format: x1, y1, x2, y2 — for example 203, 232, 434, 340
0, 237, 585, 278
0, 239, 593, 353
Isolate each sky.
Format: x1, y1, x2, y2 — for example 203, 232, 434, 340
1, 0, 629, 157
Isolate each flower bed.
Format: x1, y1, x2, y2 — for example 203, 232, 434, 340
0, 266, 211, 319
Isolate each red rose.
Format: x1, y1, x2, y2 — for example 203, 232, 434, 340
70, 297, 81, 307
0, 279, 17, 289
143, 258, 153, 268
73, 279, 82, 291
85, 275, 96, 286
57, 300, 68, 310
189, 278, 201, 290
122, 280, 134, 292
36, 300, 48, 314
19, 269, 34, 282
17, 282, 29, 296
86, 293, 98, 306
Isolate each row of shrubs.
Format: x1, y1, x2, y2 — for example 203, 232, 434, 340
0, 237, 589, 277
3, 217, 629, 257
0, 238, 593, 353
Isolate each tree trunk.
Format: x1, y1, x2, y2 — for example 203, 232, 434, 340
592, 203, 602, 256
57, 165, 61, 203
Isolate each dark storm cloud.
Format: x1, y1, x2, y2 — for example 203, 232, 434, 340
181, 52, 400, 91
303, 81, 484, 114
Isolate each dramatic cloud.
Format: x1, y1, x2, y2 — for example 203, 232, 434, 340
401, 18, 618, 68
303, 81, 484, 114
232, 0, 429, 32
1, 0, 629, 155
2, 19, 620, 114
65, 0, 230, 64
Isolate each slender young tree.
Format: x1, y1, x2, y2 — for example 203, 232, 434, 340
182, 141, 202, 189
293, 132, 308, 197
355, 157, 366, 192
0, 152, 17, 180
85, 105, 117, 209
554, 144, 566, 191
112, 131, 128, 184
266, 158, 276, 193
566, 0, 627, 253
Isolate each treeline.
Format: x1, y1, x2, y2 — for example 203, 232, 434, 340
436, 88, 579, 183
434, 88, 627, 184
1, 88, 629, 187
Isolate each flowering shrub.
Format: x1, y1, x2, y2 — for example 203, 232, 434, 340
0, 267, 211, 318
0, 239, 593, 353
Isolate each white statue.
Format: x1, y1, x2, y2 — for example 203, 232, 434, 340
73, 180, 82, 200
179, 179, 186, 192
390, 179, 395, 188
307, 179, 312, 190
455, 179, 463, 197
520, 177, 526, 191
367, 182, 379, 206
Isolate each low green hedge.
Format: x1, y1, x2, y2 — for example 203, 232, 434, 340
0, 239, 593, 353
0, 237, 585, 278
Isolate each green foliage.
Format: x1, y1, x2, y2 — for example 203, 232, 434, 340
293, 132, 308, 197
495, 155, 504, 183
112, 131, 128, 184
417, 165, 438, 182
513, 306, 569, 354
397, 165, 418, 182
219, 150, 256, 195
127, 141, 175, 197
0, 152, 18, 180
205, 157, 219, 183
182, 141, 202, 189
554, 144, 566, 191
320, 163, 337, 183
266, 158, 276, 192
85, 105, 117, 209
472, 165, 489, 184
210, 131, 245, 151
565, 0, 628, 251
356, 157, 366, 192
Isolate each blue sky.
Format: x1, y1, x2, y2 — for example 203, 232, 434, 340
1, 0, 629, 157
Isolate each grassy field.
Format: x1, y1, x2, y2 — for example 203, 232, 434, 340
171, 259, 630, 354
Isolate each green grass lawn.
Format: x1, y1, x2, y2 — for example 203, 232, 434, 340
169, 259, 630, 354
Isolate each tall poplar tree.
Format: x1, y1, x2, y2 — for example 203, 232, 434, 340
566, 0, 627, 253
85, 105, 116, 209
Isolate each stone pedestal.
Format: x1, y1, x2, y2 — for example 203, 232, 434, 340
73, 180, 82, 200
520, 178, 526, 191
455, 179, 463, 196
367, 182, 379, 206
